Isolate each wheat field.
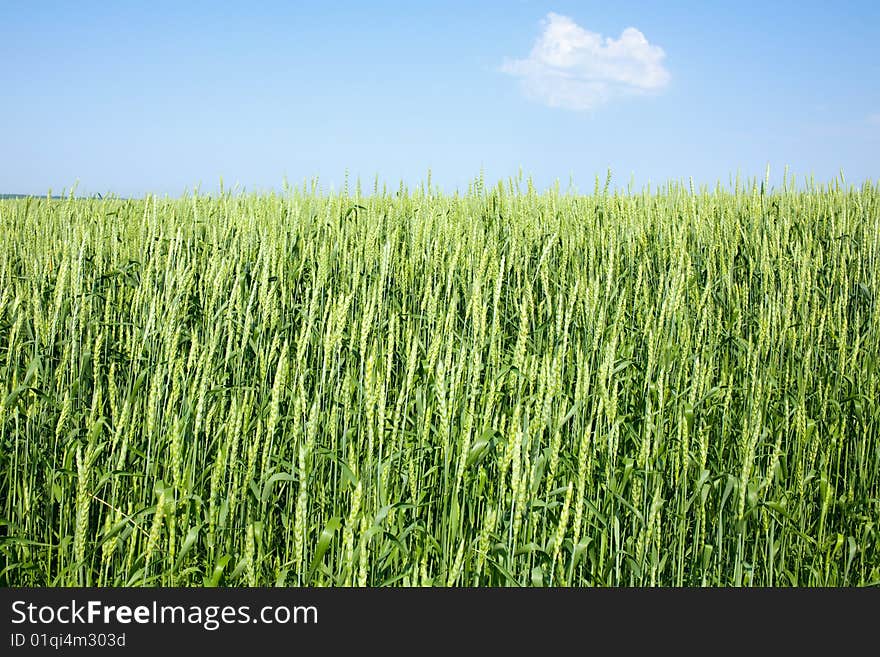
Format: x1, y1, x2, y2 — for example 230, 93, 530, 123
1, 174, 878, 586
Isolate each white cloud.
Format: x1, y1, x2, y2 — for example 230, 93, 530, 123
501, 13, 671, 110
868, 113, 880, 126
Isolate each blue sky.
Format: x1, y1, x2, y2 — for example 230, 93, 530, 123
2, 1, 878, 196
